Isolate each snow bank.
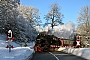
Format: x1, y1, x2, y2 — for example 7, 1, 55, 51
63, 48, 90, 60
0, 47, 34, 60
57, 47, 66, 51
0, 34, 34, 60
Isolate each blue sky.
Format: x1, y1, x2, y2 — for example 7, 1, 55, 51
20, 0, 90, 26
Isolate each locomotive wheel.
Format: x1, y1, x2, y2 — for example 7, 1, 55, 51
43, 45, 49, 52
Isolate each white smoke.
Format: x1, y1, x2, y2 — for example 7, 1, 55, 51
44, 21, 75, 39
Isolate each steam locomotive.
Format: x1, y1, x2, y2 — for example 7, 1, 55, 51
34, 32, 80, 52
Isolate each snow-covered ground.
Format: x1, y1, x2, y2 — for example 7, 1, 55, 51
62, 47, 90, 60
0, 34, 34, 60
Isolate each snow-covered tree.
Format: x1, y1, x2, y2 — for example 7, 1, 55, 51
0, 0, 24, 43
0, 0, 40, 42
76, 23, 90, 36
16, 4, 41, 42
12, 0, 20, 4
77, 5, 90, 35
44, 3, 64, 29
0, 0, 19, 34
17, 4, 41, 27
